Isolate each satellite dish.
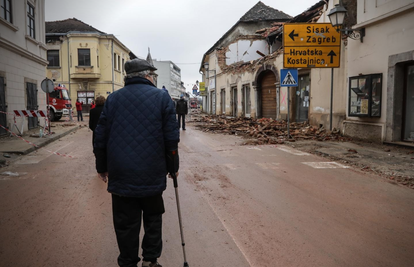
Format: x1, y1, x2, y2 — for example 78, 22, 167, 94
41, 78, 54, 93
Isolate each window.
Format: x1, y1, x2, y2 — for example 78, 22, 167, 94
349, 74, 382, 117
49, 89, 60, 99
77, 91, 95, 108
47, 50, 60, 67
118, 55, 120, 70
78, 49, 91, 66
114, 53, 116, 69
122, 58, 125, 73
27, 2, 35, 38
1, 0, 12, 23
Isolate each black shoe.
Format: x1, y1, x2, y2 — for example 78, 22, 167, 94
183, 128, 186, 130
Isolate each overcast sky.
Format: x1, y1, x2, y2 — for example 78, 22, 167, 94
45, 0, 319, 91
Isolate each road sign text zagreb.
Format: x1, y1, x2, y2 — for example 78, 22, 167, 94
283, 23, 341, 68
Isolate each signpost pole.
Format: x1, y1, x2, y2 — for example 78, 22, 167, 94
287, 86, 290, 139
330, 68, 334, 131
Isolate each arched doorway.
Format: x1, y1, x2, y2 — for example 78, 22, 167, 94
259, 70, 277, 119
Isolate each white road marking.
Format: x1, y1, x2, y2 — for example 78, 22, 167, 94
0, 172, 29, 180
277, 146, 311, 156
16, 141, 74, 164
223, 163, 238, 170
246, 147, 262, 150
255, 162, 280, 170
302, 162, 350, 169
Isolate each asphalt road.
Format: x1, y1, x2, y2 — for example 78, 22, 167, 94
0, 124, 413, 267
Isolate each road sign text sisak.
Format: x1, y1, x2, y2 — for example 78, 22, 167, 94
283, 23, 341, 68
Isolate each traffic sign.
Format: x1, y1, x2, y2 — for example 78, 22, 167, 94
280, 69, 298, 87
284, 46, 340, 68
41, 78, 54, 93
283, 23, 341, 68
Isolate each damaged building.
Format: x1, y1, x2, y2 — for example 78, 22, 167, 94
199, 0, 414, 144
200, 1, 291, 118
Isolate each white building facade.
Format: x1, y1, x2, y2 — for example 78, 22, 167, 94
0, 0, 48, 135
153, 60, 185, 100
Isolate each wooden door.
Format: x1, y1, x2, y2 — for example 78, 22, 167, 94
261, 72, 277, 119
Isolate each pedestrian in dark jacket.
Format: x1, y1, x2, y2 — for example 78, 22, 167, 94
93, 58, 179, 267
88, 96, 105, 146
75, 99, 83, 121
175, 95, 188, 130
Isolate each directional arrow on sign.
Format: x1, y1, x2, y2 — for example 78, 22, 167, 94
289, 30, 299, 41
327, 50, 337, 63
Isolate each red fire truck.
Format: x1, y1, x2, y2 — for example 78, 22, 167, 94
190, 98, 198, 109
48, 84, 72, 121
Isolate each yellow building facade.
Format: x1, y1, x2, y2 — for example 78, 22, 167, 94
46, 19, 134, 113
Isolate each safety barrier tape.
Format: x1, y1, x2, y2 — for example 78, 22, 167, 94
14, 110, 47, 117
0, 110, 48, 117
0, 110, 81, 125
0, 123, 75, 159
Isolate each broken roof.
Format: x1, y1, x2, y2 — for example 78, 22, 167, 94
263, 0, 328, 39
46, 18, 106, 34
200, 1, 293, 72
240, 1, 291, 22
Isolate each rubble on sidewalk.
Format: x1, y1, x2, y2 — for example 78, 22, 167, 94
188, 112, 414, 189
190, 114, 351, 145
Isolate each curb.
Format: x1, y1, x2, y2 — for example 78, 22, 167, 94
6, 126, 80, 155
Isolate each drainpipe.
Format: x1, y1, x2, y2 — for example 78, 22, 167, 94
67, 37, 71, 96
112, 39, 114, 93
276, 83, 280, 119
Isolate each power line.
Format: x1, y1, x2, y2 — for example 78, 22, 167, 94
173, 62, 201, 65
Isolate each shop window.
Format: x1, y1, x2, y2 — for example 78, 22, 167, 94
348, 74, 382, 117
77, 91, 95, 111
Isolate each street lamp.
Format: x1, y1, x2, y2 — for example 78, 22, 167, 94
328, 1, 365, 42
204, 62, 216, 82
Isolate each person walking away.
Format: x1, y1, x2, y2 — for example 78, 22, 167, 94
176, 95, 188, 130
75, 99, 83, 121
89, 96, 105, 146
93, 58, 180, 267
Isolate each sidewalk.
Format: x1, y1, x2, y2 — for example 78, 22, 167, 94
284, 139, 414, 188
0, 119, 86, 166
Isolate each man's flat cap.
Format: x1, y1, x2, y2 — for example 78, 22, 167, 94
125, 58, 157, 74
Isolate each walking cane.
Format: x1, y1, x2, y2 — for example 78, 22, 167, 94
170, 150, 189, 267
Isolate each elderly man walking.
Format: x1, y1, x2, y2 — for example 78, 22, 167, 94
93, 58, 180, 267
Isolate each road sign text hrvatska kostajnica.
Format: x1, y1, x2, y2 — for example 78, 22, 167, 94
283, 23, 341, 68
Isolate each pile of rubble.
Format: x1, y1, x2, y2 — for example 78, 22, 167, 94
190, 114, 351, 145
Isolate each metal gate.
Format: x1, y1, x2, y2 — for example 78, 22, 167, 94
26, 82, 38, 129
403, 64, 414, 141
0, 77, 6, 136
231, 86, 238, 117
295, 75, 310, 122
221, 89, 226, 114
